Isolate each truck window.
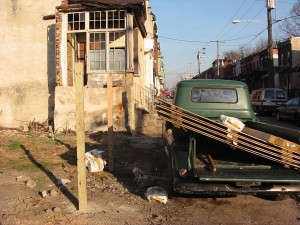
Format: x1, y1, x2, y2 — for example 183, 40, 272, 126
191, 88, 237, 103
264, 90, 275, 99
276, 90, 286, 100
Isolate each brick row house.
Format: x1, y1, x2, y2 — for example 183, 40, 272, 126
199, 37, 300, 97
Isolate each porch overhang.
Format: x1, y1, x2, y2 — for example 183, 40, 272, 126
57, 0, 147, 37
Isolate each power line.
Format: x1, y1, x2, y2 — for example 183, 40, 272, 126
216, 0, 259, 41
227, 6, 266, 40
211, 0, 247, 40
158, 34, 259, 44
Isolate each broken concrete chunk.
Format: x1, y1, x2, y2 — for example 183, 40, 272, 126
16, 176, 30, 183
53, 207, 61, 213
145, 186, 168, 204
41, 190, 48, 198
25, 179, 37, 188
49, 189, 58, 197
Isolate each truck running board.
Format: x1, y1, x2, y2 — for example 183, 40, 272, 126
156, 98, 300, 170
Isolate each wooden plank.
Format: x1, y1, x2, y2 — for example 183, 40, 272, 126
107, 75, 114, 171
75, 62, 87, 211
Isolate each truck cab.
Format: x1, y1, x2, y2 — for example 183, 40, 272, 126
162, 79, 300, 198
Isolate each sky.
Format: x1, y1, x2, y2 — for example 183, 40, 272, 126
149, 0, 298, 88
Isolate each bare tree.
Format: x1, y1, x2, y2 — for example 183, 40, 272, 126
223, 43, 256, 60
253, 38, 268, 52
223, 50, 240, 61
238, 45, 253, 58
277, 0, 300, 39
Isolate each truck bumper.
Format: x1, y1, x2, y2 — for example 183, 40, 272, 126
173, 179, 300, 196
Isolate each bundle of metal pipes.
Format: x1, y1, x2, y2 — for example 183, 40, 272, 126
156, 98, 300, 170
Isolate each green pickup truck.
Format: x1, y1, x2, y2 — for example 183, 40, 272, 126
158, 79, 300, 199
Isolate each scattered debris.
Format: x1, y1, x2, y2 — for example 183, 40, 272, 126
145, 186, 168, 204
16, 176, 30, 183
49, 189, 58, 197
53, 207, 61, 213
41, 190, 48, 198
85, 149, 107, 173
28, 119, 49, 132
57, 178, 71, 186
25, 179, 37, 188
133, 167, 155, 188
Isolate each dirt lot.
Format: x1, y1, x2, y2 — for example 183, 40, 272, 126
0, 129, 299, 225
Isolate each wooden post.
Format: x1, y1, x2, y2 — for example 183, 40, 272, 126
107, 75, 114, 171
75, 62, 87, 211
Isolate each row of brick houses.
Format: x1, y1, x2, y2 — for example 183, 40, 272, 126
197, 36, 300, 97
0, 0, 165, 133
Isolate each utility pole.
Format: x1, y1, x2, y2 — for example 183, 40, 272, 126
267, 0, 275, 88
211, 40, 225, 79
188, 63, 193, 78
195, 48, 206, 79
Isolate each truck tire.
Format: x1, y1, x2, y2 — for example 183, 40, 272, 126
164, 145, 175, 196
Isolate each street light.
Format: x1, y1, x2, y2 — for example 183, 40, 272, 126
196, 48, 206, 79
232, 19, 267, 26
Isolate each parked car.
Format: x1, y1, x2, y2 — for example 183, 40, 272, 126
275, 97, 300, 126
163, 91, 174, 99
251, 88, 287, 115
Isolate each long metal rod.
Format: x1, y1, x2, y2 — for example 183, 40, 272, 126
156, 99, 300, 169
157, 107, 299, 163
158, 110, 300, 168
157, 103, 300, 159
156, 98, 299, 154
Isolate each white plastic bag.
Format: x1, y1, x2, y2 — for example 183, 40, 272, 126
85, 149, 106, 173
145, 186, 168, 204
219, 114, 245, 132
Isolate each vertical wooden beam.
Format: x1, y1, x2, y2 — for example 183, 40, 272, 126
107, 74, 114, 171
75, 62, 87, 211
127, 13, 134, 72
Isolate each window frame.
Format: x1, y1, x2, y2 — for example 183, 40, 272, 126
67, 10, 127, 73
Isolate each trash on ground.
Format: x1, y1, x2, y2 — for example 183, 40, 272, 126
85, 149, 107, 173
133, 167, 155, 188
57, 178, 71, 186
219, 114, 245, 132
145, 186, 168, 204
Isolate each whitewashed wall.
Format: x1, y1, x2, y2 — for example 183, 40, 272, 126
0, 1, 60, 128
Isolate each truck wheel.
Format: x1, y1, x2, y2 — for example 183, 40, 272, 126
164, 146, 175, 197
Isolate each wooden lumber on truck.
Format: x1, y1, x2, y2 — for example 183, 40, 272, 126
156, 98, 300, 170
